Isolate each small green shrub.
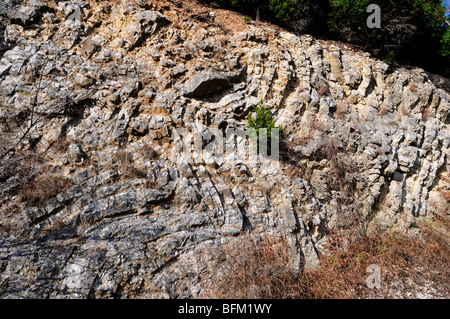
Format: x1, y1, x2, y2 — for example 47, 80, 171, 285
382, 50, 396, 65
247, 100, 283, 156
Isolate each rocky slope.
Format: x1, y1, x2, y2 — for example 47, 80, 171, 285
0, 0, 448, 298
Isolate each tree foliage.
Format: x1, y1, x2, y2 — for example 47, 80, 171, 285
205, 0, 450, 77
328, 0, 450, 76
247, 100, 281, 138
247, 100, 282, 156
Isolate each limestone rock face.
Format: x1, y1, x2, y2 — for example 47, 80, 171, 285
0, 0, 448, 299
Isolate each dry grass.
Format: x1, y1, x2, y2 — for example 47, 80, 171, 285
153, 0, 253, 36
422, 108, 432, 122
204, 216, 450, 299
280, 137, 364, 237
310, 141, 365, 239
41, 217, 66, 235
138, 143, 159, 161
211, 47, 226, 62
300, 218, 449, 298
115, 151, 148, 180
50, 136, 83, 154
219, 170, 234, 186
255, 179, 275, 198
149, 106, 172, 116
202, 234, 299, 299
17, 174, 74, 208
310, 140, 359, 197
1, 153, 62, 211
280, 116, 323, 155
111, 145, 159, 187
377, 145, 390, 156
50, 136, 71, 154
399, 104, 412, 117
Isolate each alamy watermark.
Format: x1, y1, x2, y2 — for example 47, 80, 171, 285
367, 4, 381, 29
366, 264, 381, 289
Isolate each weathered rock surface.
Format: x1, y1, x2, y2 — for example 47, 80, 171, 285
0, 0, 448, 298
184, 73, 232, 98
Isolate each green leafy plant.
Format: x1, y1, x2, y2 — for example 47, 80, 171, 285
382, 50, 396, 65
243, 15, 253, 23
246, 100, 283, 156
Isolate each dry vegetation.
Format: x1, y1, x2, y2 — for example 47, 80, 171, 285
1, 152, 73, 211
204, 134, 448, 299
309, 140, 359, 197
17, 174, 74, 208
202, 234, 298, 299
399, 104, 412, 117
204, 215, 449, 299
301, 217, 449, 298
114, 151, 148, 180
281, 137, 365, 239
110, 144, 159, 188
409, 81, 418, 93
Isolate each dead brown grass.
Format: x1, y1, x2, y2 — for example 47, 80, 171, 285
202, 234, 299, 299
399, 104, 412, 117
17, 174, 74, 207
309, 140, 359, 197
280, 116, 323, 155
1, 153, 73, 211
152, 0, 252, 35
204, 216, 450, 299
299, 218, 449, 298
115, 151, 148, 180
111, 146, 159, 188
317, 84, 330, 97
50, 136, 83, 154
422, 108, 432, 122
280, 137, 364, 238
50, 136, 71, 154
138, 143, 159, 161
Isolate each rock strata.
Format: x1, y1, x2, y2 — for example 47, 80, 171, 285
0, 0, 448, 298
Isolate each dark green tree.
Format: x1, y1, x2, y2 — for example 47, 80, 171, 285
204, 0, 450, 77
